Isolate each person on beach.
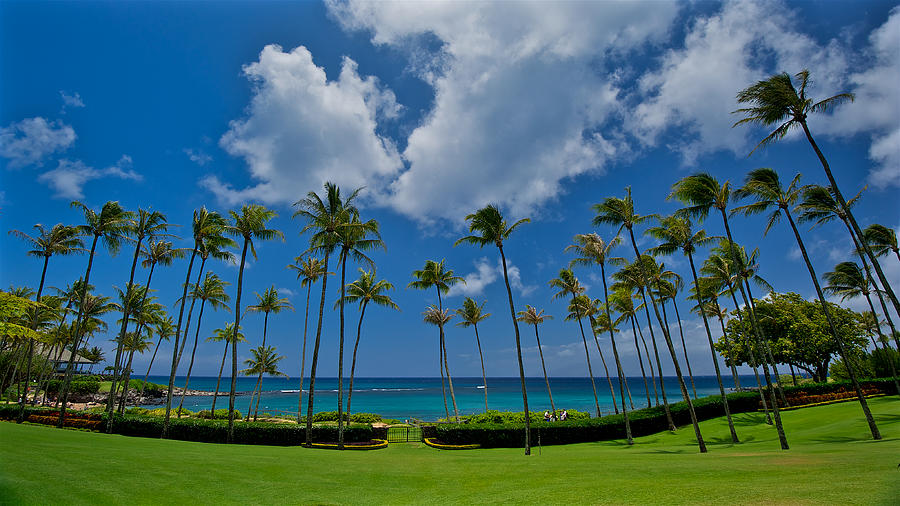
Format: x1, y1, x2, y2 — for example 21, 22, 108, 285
561, 410, 568, 421
544, 411, 550, 421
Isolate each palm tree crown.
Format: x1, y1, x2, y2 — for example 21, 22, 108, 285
9, 223, 85, 260
248, 286, 292, 316
862, 224, 898, 259
457, 298, 491, 327
732, 168, 803, 235
341, 269, 399, 311
516, 305, 552, 326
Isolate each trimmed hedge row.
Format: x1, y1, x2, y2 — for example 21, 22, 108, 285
779, 378, 897, 397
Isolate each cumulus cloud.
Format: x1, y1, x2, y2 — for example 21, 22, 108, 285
59, 91, 85, 111
205, 44, 403, 206
0, 117, 76, 169
629, 0, 849, 165
184, 148, 212, 166
37, 155, 141, 199
446, 256, 536, 297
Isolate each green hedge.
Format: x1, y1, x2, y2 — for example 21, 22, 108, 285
779, 378, 897, 397
44, 379, 100, 395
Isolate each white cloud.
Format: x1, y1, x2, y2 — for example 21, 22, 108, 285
59, 91, 85, 111
37, 155, 141, 199
206, 44, 403, 206
0, 117, 76, 169
446, 256, 536, 297
277, 287, 296, 297
327, 0, 677, 222
629, 0, 849, 165
184, 148, 212, 166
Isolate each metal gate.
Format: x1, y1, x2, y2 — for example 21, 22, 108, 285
386, 426, 422, 443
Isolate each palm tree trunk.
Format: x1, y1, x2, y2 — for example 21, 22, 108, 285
718, 209, 787, 449
497, 245, 530, 455
800, 121, 900, 320
177, 258, 207, 368
687, 251, 738, 443
253, 374, 265, 421
588, 316, 619, 414
439, 322, 460, 422
347, 301, 368, 417
211, 340, 228, 414
117, 349, 136, 413
783, 208, 881, 439
163, 245, 198, 437
600, 263, 632, 444
252, 311, 270, 421
337, 250, 348, 449
624, 375, 635, 410
107, 235, 145, 427
671, 299, 697, 399
743, 281, 789, 407
58, 234, 99, 427
789, 363, 798, 386
473, 323, 489, 413
246, 375, 262, 422
178, 298, 208, 417
305, 251, 331, 447
630, 315, 652, 408
438, 332, 449, 420
628, 227, 704, 451
574, 300, 601, 417
129, 263, 157, 405
724, 283, 771, 424
845, 220, 900, 355
138, 335, 162, 404
297, 283, 312, 424
226, 239, 248, 443
638, 289, 673, 428
862, 293, 900, 395
533, 324, 556, 417
17, 255, 49, 421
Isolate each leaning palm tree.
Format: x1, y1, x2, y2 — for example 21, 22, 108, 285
457, 298, 491, 412
217, 204, 282, 442
454, 205, 532, 454
293, 182, 359, 446
734, 69, 899, 320
177, 273, 231, 417
647, 214, 739, 443
242, 345, 288, 421
609, 287, 653, 408
58, 200, 130, 427
408, 259, 464, 421
734, 168, 881, 439
422, 305, 459, 421
8, 223, 84, 420
116, 328, 154, 411
594, 188, 706, 452
649, 263, 698, 399
565, 232, 633, 441
138, 316, 174, 403
516, 305, 556, 418
862, 224, 899, 264
583, 298, 619, 414
550, 270, 601, 418
670, 174, 787, 450
208, 323, 245, 414
286, 255, 329, 424
338, 268, 399, 417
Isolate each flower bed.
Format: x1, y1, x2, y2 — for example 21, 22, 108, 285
25, 414, 102, 430
423, 438, 480, 450
766, 393, 886, 412
308, 439, 388, 450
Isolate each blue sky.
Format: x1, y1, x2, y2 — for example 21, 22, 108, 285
1, 0, 898, 379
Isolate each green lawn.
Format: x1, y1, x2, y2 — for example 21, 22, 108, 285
2, 397, 898, 505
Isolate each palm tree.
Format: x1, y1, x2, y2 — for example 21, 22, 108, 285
286, 256, 329, 424
408, 259, 464, 421
422, 304, 459, 420
550, 269, 601, 418
734, 168, 881, 438
516, 305, 556, 418
208, 323, 245, 414
339, 269, 398, 417
566, 232, 633, 440
647, 214, 739, 443
8, 223, 84, 420
734, 70, 899, 321
457, 298, 491, 412
583, 298, 619, 414
58, 200, 130, 426
116, 328, 154, 411
609, 287, 652, 408
455, 204, 532, 454
293, 182, 358, 446
241, 345, 288, 420
244, 286, 292, 421
590, 305, 634, 410
594, 188, 706, 452
862, 224, 899, 264
648, 262, 697, 399
178, 273, 231, 417
114, 287, 164, 413
138, 316, 174, 403
670, 174, 787, 450
215, 204, 282, 441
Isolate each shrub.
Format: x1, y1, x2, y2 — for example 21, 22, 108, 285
145, 407, 195, 417
196, 409, 236, 420
349, 413, 382, 424
311, 411, 349, 422
70, 380, 101, 395
458, 409, 590, 424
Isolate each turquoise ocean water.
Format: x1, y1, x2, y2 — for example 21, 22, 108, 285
146, 375, 757, 421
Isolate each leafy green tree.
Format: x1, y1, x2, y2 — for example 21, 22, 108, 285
286, 256, 329, 423
516, 305, 556, 418
457, 298, 491, 412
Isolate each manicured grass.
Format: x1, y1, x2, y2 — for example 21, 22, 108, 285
2, 397, 898, 504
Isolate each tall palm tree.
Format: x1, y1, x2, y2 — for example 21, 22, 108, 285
242, 345, 287, 420
455, 204, 532, 454
862, 224, 899, 264
550, 269, 601, 418
457, 298, 491, 412
583, 298, 619, 414
609, 287, 653, 408
107, 208, 169, 427
566, 232, 633, 440
797, 186, 900, 354
286, 256, 329, 424
8, 223, 84, 420
734, 69, 899, 320
208, 323, 245, 414
734, 168, 881, 439
647, 214, 739, 443
116, 327, 154, 411
58, 200, 130, 427
590, 304, 634, 410
216, 204, 282, 441
670, 174, 787, 450
648, 262, 698, 399
138, 316, 174, 403
339, 269, 398, 417
516, 305, 556, 418
333, 212, 383, 448
245, 286, 292, 420
422, 304, 459, 421
178, 273, 231, 417
293, 182, 359, 446
594, 188, 706, 452
113, 287, 163, 412
408, 259, 464, 421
